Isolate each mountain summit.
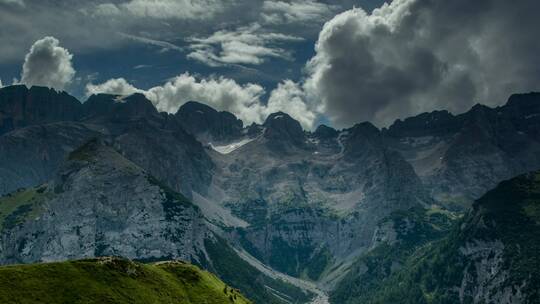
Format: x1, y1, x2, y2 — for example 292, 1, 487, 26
175, 101, 243, 143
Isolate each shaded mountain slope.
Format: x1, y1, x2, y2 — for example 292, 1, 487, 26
333, 170, 540, 304
385, 92, 540, 208
0, 138, 310, 304
209, 116, 430, 282
0, 122, 102, 196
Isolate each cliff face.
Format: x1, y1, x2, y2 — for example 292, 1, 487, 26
0, 138, 310, 304
175, 101, 244, 144
0, 85, 82, 135
0, 87, 215, 199
208, 116, 430, 280
332, 170, 540, 304
385, 92, 540, 208
0, 139, 209, 264
0, 122, 101, 196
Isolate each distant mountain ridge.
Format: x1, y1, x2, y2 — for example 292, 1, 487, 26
385, 92, 540, 207
1, 84, 540, 303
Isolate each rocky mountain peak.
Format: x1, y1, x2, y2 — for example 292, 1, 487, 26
341, 122, 388, 158
0, 85, 82, 134
175, 101, 243, 143
505, 92, 540, 110
178, 101, 217, 114
82, 93, 158, 122
54, 138, 141, 191
386, 109, 459, 138
263, 112, 305, 146
66, 137, 110, 161
313, 124, 338, 139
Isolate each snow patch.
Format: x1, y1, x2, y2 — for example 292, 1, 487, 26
210, 138, 255, 154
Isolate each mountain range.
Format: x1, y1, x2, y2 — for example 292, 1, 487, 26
0, 84, 539, 303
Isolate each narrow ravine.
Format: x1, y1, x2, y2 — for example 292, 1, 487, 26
234, 248, 330, 304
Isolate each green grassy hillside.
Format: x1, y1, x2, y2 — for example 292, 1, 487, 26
0, 257, 251, 304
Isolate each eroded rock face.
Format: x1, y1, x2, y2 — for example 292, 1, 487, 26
458, 240, 525, 304
0, 85, 82, 135
385, 92, 540, 208
0, 139, 312, 304
0, 140, 209, 264
175, 101, 243, 144
0, 87, 215, 199
208, 116, 430, 279
332, 171, 540, 304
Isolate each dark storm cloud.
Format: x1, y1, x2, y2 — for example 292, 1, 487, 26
304, 0, 540, 127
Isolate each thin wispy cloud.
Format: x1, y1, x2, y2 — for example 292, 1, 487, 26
261, 0, 340, 25
187, 24, 304, 67
119, 33, 184, 53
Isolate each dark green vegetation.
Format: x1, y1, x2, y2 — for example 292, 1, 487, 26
0, 257, 251, 304
333, 171, 540, 304
0, 185, 51, 232
204, 237, 312, 304
331, 206, 459, 304
234, 205, 337, 280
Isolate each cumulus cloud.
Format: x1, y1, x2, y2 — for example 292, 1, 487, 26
86, 73, 317, 129
187, 23, 303, 67
261, 0, 340, 25
266, 80, 316, 129
304, 0, 540, 127
21, 36, 75, 90
86, 78, 141, 96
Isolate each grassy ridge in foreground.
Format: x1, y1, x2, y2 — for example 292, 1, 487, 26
0, 257, 251, 304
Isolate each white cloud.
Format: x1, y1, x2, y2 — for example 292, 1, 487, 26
21, 36, 75, 90
0, 79, 3, 88
261, 0, 339, 25
86, 73, 317, 129
86, 78, 142, 96
146, 73, 267, 124
266, 80, 316, 129
119, 33, 183, 52
187, 23, 303, 67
